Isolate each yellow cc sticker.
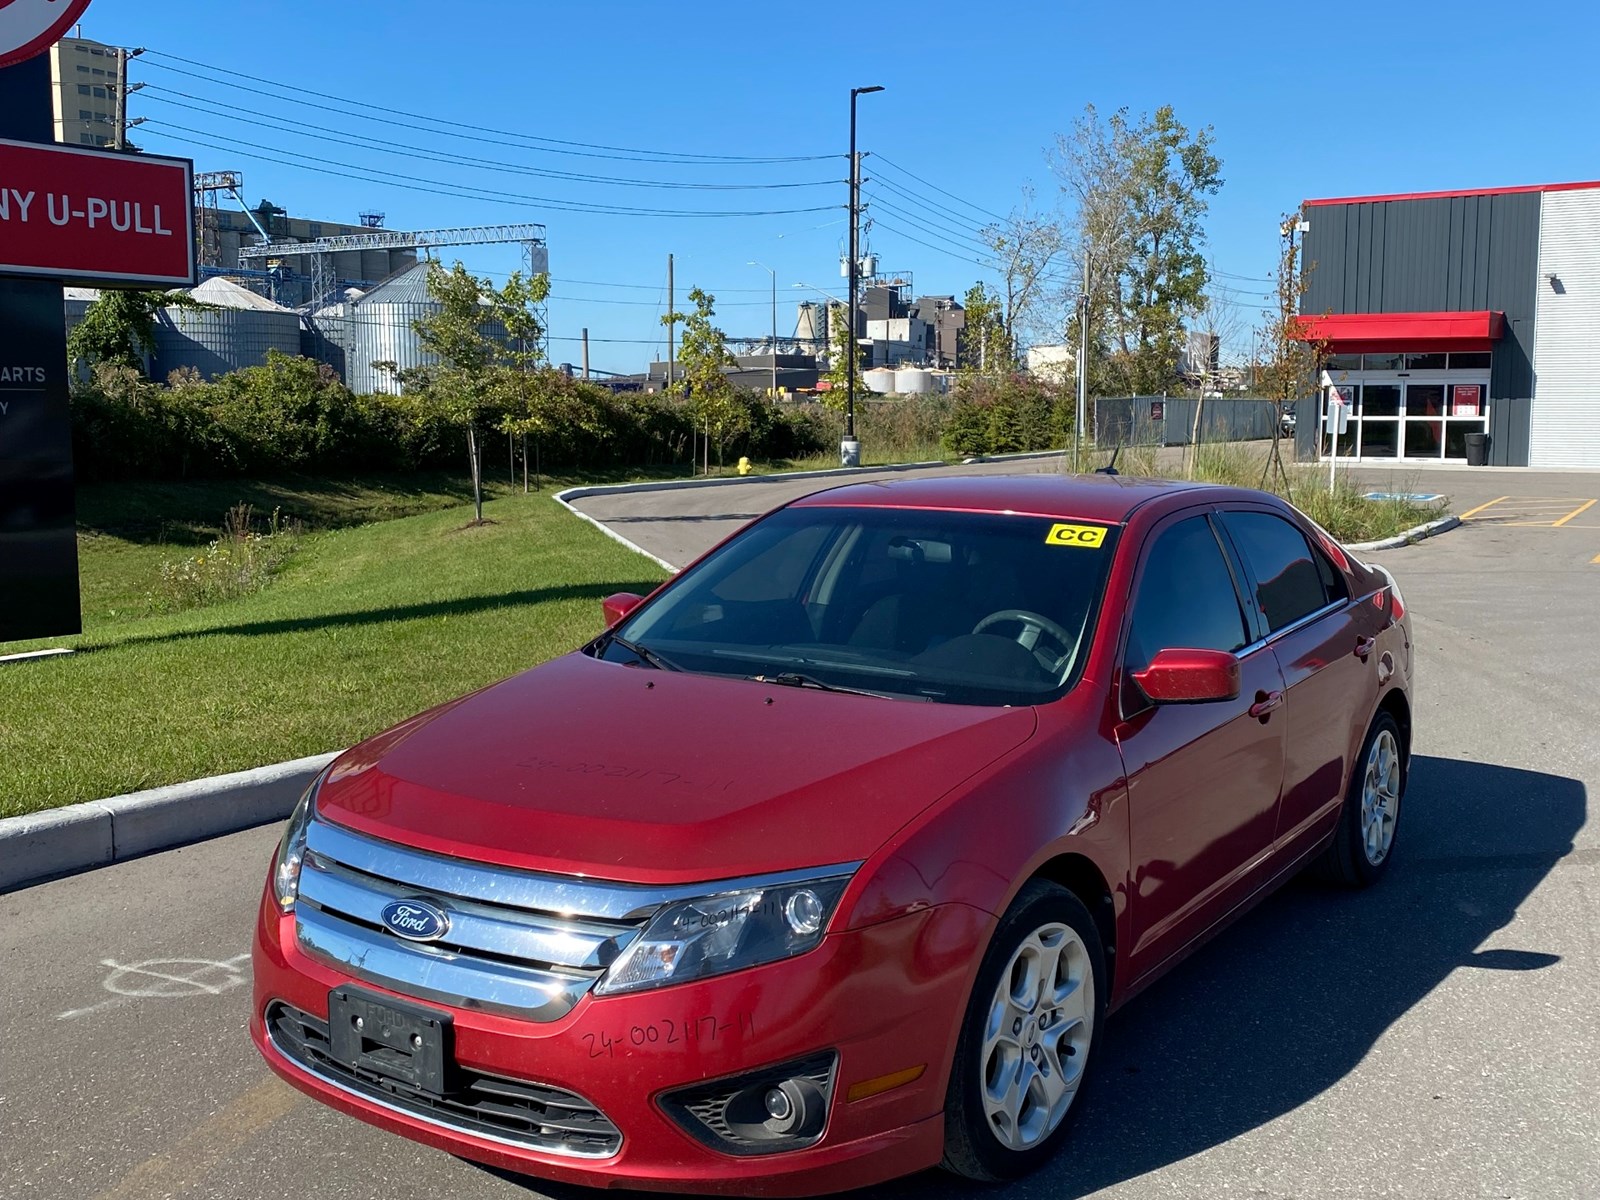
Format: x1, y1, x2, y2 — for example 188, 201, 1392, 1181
1045, 523, 1107, 548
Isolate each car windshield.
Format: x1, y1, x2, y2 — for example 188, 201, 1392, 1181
592, 505, 1120, 706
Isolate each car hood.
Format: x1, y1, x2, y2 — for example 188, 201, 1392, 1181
315, 652, 1036, 885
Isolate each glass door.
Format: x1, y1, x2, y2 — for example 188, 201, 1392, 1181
1402, 382, 1447, 458
1359, 384, 1401, 458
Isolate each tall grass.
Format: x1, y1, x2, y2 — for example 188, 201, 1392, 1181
1099, 440, 1444, 543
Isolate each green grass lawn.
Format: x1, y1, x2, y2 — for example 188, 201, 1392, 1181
1, 480, 668, 818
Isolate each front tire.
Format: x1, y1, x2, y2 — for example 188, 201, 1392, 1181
1316, 711, 1405, 887
941, 881, 1106, 1183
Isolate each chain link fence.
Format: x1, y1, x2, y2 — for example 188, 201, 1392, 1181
1093, 395, 1280, 449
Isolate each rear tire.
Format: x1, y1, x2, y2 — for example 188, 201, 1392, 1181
1316, 712, 1405, 887
941, 881, 1106, 1183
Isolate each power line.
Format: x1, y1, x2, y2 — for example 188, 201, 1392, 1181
871, 174, 997, 239
140, 122, 840, 218
141, 88, 840, 192
872, 155, 1008, 224
142, 51, 836, 166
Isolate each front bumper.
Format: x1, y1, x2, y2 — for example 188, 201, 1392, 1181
251, 887, 993, 1196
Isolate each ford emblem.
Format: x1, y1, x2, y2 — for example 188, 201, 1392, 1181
380, 898, 451, 942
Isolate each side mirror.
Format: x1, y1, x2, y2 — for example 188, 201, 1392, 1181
601, 592, 645, 627
1130, 648, 1240, 704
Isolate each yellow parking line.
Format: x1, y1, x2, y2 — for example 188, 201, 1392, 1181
1552, 499, 1598, 527
1593, 552, 1600, 565
1459, 496, 1510, 519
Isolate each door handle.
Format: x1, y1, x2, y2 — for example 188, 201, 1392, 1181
1355, 636, 1377, 660
1248, 690, 1284, 719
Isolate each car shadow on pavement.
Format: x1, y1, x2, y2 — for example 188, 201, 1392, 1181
473, 753, 1583, 1200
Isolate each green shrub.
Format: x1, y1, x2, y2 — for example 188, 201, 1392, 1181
941, 374, 1073, 457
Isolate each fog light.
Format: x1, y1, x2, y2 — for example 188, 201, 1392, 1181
661, 1052, 836, 1155
764, 1086, 794, 1123
784, 889, 824, 936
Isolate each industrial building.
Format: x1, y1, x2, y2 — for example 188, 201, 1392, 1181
199, 207, 418, 307
1295, 178, 1600, 466
48, 35, 119, 147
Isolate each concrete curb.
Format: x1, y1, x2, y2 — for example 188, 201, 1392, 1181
0, 750, 342, 893
1346, 513, 1462, 553
553, 451, 1066, 572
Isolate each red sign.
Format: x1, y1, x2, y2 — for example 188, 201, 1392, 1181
0, 138, 194, 286
1452, 383, 1482, 416
0, 0, 95, 69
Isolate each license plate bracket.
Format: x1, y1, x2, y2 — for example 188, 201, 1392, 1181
327, 986, 451, 1096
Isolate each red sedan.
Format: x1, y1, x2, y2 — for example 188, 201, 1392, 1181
251, 473, 1412, 1195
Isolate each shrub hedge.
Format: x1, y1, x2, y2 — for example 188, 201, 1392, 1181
68, 354, 1073, 483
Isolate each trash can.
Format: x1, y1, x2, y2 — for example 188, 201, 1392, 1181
1464, 431, 1489, 466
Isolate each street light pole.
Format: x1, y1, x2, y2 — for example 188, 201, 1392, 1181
844, 84, 884, 467
748, 260, 777, 396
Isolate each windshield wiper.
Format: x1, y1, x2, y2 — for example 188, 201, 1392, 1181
749, 672, 925, 700
599, 630, 682, 672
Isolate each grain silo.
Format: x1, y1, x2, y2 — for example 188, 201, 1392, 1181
345, 261, 509, 396
152, 277, 302, 380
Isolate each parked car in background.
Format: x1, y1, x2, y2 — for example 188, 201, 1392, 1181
1280, 402, 1298, 439
252, 474, 1412, 1195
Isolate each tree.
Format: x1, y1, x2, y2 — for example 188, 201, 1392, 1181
68, 289, 201, 374
1052, 103, 1223, 396
1258, 211, 1325, 494
660, 287, 745, 468
410, 259, 547, 523
959, 282, 1009, 372
822, 302, 861, 402
979, 188, 1065, 353
483, 271, 553, 491
1182, 276, 1251, 475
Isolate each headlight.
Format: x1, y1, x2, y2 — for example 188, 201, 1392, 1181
271, 773, 323, 912
595, 871, 855, 996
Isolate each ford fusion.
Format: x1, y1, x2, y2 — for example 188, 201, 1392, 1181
251, 474, 1412, 1195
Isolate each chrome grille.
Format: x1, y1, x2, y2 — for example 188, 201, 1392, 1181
296, 820, 661, 1021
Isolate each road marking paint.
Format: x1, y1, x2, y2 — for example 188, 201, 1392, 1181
1459, 496, 1510, 519
86, 1078, 303, 1200
1551, 499, 1598, 527
57, 953, 251, 1020
1592, 552, 1600, 565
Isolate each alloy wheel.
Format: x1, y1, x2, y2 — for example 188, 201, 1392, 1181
1360, 728, 1401, 865
978, 922, 1095, 1151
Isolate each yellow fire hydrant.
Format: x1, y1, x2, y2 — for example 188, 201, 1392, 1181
737, 456, 753, 476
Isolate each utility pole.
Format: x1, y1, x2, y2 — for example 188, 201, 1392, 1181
748, 261, 777, 396
666, 252, 675, 390
844, 85, 884, 467
581, 327, 590, 380
1075, 292, 1090, 473
112, 48, 125, 149
109, 47, 145, 150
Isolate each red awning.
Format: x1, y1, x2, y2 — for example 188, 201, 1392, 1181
1293, 310, 1506, 353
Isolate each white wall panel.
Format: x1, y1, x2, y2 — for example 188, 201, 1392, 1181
1530, 191, 1600, 467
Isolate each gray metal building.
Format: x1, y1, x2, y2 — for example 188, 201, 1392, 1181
152, 277, 302, 380
1296, 180, 1599, 466
341, 262, 509, 396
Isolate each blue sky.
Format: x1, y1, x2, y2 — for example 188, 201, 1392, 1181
78, 0, 1600, 373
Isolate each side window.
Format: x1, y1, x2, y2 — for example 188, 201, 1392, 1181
1126, 517, 1249, 673
1220, 511, 1344, 633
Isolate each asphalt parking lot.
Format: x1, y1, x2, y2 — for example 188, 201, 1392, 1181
2, 459, 1596, 1200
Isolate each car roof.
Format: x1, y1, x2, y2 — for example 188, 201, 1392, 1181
789, 472, 1251, 525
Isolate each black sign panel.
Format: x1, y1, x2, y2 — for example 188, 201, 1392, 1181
0, 55, 81, 645
0, 276, 81, 643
